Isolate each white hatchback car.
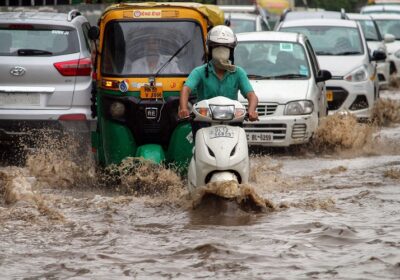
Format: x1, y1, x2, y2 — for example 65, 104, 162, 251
347, 13, 394, 88
370, 14, 400, 79
220, 5, 270, 33
278, 19, 385, 120
235, 31, 331, 147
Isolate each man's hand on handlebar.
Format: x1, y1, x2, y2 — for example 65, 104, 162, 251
178, 108, 190, 119
248, 110, 259, 122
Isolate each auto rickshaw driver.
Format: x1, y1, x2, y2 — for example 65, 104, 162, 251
130, 37, 182, 74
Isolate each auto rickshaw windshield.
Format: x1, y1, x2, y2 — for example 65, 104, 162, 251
101, 20, 205, 76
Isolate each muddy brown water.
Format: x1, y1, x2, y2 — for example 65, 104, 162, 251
1, 89, 400, 279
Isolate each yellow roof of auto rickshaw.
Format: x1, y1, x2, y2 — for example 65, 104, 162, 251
101, 2, 224, 27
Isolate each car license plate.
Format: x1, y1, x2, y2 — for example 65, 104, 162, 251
140, 86, 163, 99
326, 90, 334, 102
209, 126, 234, 138
246, 132, 273, 142
0, 93, 40, 106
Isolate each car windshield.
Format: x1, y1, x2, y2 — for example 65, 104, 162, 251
374, 19, 400, 39
0, 27, 79, 56
281, 26, 364, 56
357, 19, 381, 41
229, 19, 256, 33
235, 41, 310, 79
101, 21, 204, 76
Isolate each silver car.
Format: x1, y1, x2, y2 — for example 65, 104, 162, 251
0, 10, 93, 145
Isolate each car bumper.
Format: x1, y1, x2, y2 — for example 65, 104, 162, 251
377, 61, 390, 87
243, 114, 318, 147
388, 53, 400, 77
0, 108, 95, 143
326, 78, 375, 119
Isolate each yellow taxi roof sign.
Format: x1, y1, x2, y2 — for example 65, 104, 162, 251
102, 2, 224, 27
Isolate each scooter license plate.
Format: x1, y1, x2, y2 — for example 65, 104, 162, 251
209, 126, 234, 138
246, 132, 273, 143
326, 90, 333, 102
140, 86, 163, 99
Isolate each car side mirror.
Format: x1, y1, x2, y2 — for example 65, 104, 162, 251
384, 33, 395, 43
316, 70, 332, 83
371, 50, 387, 61
88, 26, 100, 41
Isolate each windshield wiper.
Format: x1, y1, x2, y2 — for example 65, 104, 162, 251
247, 74, 272, 80
153, 39, 191, 77
316, 51, 335, 55
270, 74, 308, 79
335, 51, 362, 55
17, 49, 53, 56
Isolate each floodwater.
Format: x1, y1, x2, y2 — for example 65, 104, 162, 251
1, 89, 400, 279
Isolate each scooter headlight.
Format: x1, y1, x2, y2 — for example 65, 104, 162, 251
284, 100, 313, 115
210, 105, 235, 120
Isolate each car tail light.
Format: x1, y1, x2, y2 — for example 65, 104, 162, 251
58, 114, 87, 121
54, 58, 92, 76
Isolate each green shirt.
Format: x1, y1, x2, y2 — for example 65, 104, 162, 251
184, 62, 253, 102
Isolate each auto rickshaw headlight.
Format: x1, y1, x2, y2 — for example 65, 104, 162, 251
110, 102, 125, 118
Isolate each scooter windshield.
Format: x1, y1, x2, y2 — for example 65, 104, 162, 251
101, 21, 205, 76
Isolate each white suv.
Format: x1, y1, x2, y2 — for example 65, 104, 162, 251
235, 31, 331, 147
0, 10, 94, 145
277, 19, 385, 120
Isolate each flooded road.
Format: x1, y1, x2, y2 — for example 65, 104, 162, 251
1, 89, 400, 279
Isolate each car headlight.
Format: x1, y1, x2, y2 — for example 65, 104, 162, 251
344, 66, 368, 82
395, 49, 400, 59
284, 100, 314, 115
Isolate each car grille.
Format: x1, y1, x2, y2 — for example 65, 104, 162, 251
327, 87, 349, 110
292, 123, 307, 139
245, 103, 278, 116
244, 123, 286, 140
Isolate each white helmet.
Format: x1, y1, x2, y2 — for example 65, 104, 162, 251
206, 25, 237, 49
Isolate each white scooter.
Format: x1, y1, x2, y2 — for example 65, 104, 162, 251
187, 96, 249, 193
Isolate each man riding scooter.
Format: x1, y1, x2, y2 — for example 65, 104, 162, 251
178, 25, 259, 131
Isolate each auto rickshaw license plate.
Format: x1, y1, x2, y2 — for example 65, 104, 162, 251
140, 86, 163, 99
326, 90, 334, 102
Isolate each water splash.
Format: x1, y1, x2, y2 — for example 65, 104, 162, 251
24, 130, 96, 189
384, 168, 400, 180
372, 98, 400, 126
191, 180, 275, 213
312, 114, 375, 153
